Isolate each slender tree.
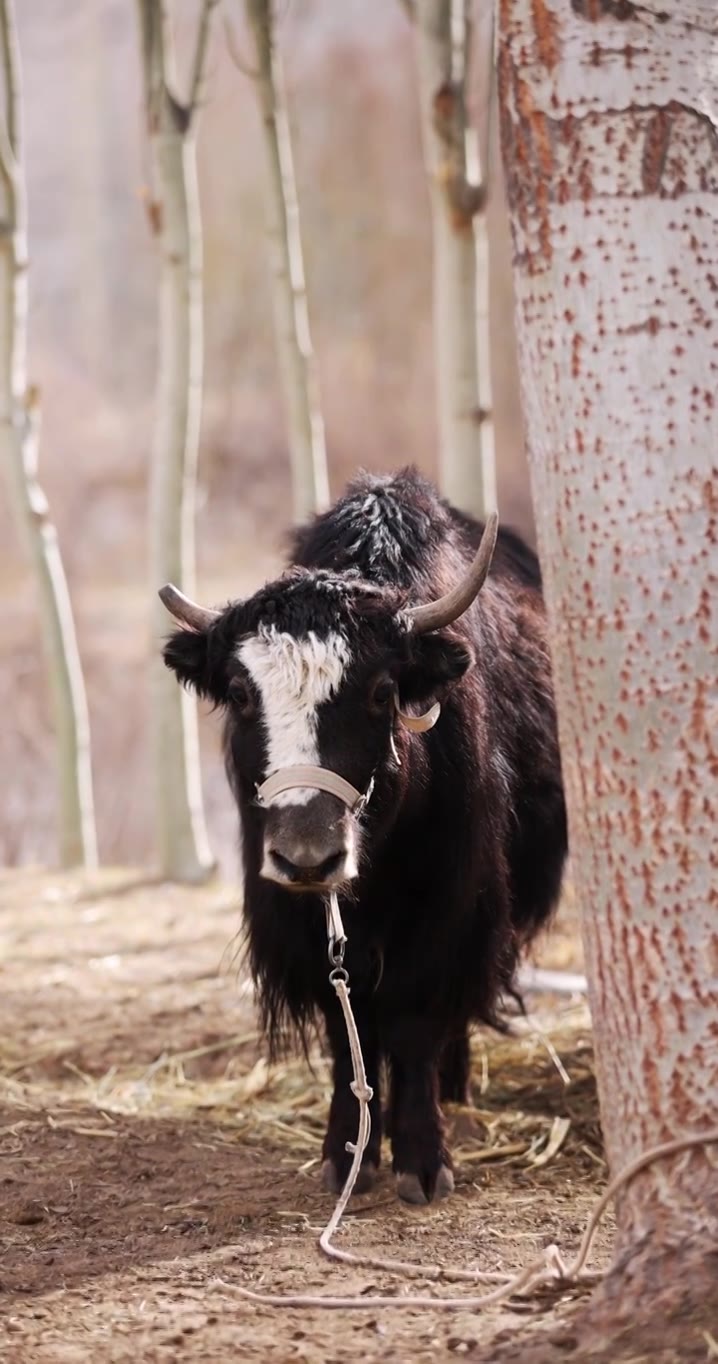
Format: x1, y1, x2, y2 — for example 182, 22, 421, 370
241, 0, 329, 521
498, 0, 717, 1340
412, 0, 494, 517
138, 0, 217, 882
0, 0, 97, 867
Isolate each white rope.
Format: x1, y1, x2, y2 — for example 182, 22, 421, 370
232, 897, 718, 1312
318, 974, 374, 1262
517, 965, 587, 997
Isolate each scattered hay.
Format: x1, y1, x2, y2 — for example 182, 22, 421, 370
0, 990, 600, 1179
0, 865, 597, 1174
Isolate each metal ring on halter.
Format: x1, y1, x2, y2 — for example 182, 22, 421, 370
352, 775, 375, 816
326, 892, 347, 971
328, 936, 346, 970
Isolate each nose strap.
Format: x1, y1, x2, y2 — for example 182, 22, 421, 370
255, 699, 440, 811
256, 765, 370, 812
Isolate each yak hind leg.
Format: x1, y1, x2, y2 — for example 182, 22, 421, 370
439, 1027, 470, 1105
385, 1017, 454, 1206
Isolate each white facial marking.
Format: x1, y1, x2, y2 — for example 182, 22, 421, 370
238, 627, 351, 806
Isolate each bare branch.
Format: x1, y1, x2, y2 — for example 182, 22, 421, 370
137, 0, 193, 137
136, 0, 162, 120
0, 0, 20, 196
223, 14, 260, 79
243, 0, 329, 516
0, 0, 19, 155
137, 0, 215, 879
414, 0, 493, 514
0, 106, 16, 200
0, 0, 97, 865
482, 6, 496, 195
188, 0, 220, 122
462, 0, 472, 77
471, 0, 495, 197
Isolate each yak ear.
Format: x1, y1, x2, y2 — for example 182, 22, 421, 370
163, 625, 222, 702
399, 631, 474, 706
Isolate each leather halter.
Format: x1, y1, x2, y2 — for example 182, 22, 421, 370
256, 766, 373, 813
255, 696, 441, 811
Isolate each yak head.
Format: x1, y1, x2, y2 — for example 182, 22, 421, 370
160, 515, 497, 895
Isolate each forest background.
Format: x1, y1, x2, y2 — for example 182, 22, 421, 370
0, 0, 524, 872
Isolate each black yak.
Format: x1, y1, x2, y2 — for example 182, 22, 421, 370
160, 469, 567, 1204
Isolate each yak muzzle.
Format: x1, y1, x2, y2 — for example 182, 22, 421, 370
260, 791, 358, 892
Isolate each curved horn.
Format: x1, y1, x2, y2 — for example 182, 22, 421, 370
158, 584, 220, 633
406, 511, 499, 635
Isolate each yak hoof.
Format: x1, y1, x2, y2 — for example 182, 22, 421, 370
396, 1165, 455, 1206
435, 1164, 455, 1199
321, 1159, 377, 1196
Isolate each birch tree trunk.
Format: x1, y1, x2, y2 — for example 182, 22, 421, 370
0, 1, 96, 868
498, 0, 718, 1327
414, 0, 494, 517
244, 0, 329, 522
139, 0, 216, 882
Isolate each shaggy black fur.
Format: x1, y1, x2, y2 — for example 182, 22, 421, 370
163, 469, 567, 1203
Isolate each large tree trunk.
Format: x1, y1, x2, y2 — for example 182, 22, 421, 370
139, 0, 216, 882
245, 0, 329, 522
414, 0, 494, 517
0, 0, 96, 868
498, 0, 718, 1330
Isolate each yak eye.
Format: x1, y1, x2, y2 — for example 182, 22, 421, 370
229, 676, 255, 717
369, 677, 394, 714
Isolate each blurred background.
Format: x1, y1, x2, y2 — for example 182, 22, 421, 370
1, 0, 529, 872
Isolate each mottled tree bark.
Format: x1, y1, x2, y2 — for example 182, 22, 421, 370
498, 0, 718, 1312
0, 0, 96, 867
139, 0, 217, 882
244, 0, 329, 522
413, 0, 494, 517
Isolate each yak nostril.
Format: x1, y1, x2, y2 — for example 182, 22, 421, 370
268, 848, 346, 884
269, 850, 302, 881
316, 851, 345, 880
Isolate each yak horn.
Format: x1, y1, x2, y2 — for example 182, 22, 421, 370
158, 584, 220, 632
407, 511, 499, 634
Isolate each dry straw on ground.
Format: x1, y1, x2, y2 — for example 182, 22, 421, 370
0, 988, 597, 1178
1, 871, 611, 1361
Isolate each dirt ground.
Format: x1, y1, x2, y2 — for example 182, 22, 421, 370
0, 869, 613, 1361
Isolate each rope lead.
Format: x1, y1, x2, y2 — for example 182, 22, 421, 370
230, 900, 718, 1311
